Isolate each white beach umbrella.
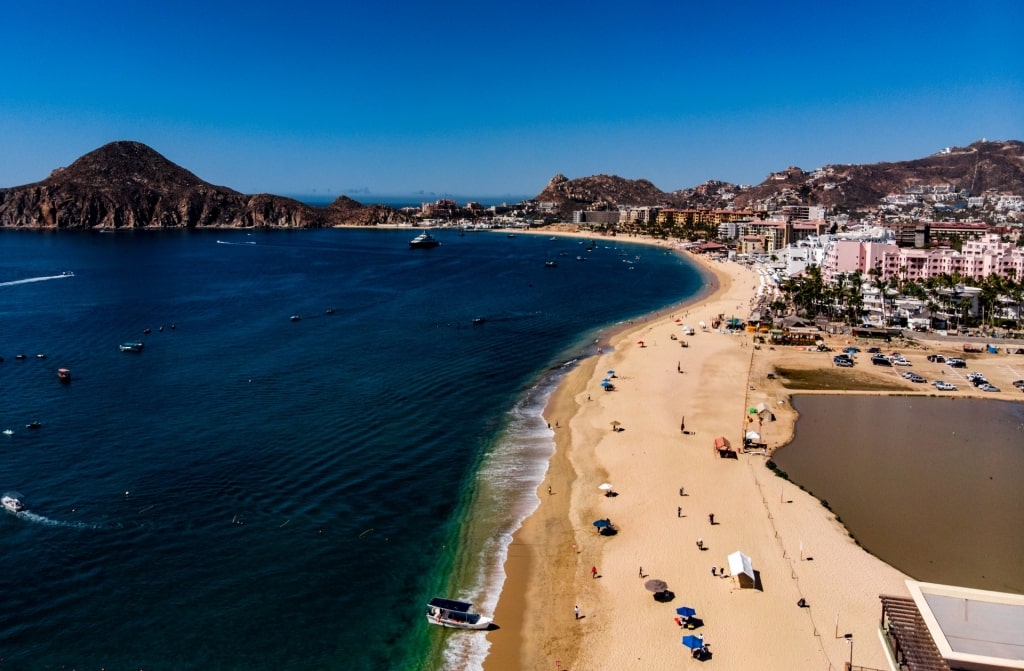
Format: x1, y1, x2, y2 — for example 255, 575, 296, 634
598, 483, 614, 491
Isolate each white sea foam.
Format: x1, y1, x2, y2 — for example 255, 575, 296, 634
439, 368, 567, 670
0, 273, 74, 287
14, 511, 99, 529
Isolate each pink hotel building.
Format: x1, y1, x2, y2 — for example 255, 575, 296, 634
822, 234, 1024, 284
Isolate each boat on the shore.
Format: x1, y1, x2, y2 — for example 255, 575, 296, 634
425, 598, 492, 630
409, 232, 440, 249
2, 493, 26, 513
120, 342, 144, 352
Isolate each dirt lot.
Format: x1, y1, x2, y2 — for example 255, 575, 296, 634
745, 332, 1024, 453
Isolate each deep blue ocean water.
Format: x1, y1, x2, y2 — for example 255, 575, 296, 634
0, 228, 707, 670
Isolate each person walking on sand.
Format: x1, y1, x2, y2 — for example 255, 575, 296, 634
696, 538, 703, 550
591, 566, 597, 579
708, 512, 715, 524
677, 506, 682, 517
574, 605, 580, 620
639, 566, 643, 578
711, 566, 717, 576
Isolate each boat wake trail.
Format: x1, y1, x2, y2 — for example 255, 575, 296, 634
0, 273, 74, 288
215, 240, 257, 246
15, 511, 101, 530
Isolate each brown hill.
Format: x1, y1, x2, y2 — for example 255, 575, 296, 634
0, 141, 411, 229
535, 140, 1024, 215
732, 140, 1024, 211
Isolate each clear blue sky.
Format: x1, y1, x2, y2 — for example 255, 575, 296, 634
1, 0, 1021, 198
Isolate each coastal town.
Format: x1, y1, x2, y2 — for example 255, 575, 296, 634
3, 139, 1023, 671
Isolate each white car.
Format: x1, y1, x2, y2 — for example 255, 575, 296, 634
892, 358, 912, 366
933, 380, 957, 391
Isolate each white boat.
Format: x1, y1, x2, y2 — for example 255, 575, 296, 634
409, 232, 440, 249
2, 493, 25, 513
425, 598, 493, 630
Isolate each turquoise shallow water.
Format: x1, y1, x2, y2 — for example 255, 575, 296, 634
0, 229, 706, 670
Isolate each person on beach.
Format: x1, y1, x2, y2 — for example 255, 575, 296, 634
679, 486, 685, 496
677, 506, 682, 517
709, 513, 715, 524
697, 538, 703, 550
591, 566, 597, 579
711, 566, 717, 576
639, 566, 643, 578
574, 605, 580, 620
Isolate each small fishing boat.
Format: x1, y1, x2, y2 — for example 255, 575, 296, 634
425, 598, 492, 630
26, 421, 41, 429
544, 260, 558, 268
120, 342, 144, 353
58, 368, 72, 382
290, 315, 302, 322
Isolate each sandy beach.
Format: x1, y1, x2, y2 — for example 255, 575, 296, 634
483, 244, 915, 671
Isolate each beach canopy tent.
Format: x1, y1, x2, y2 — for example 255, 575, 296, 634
713, 436, 735, 456
755, 402, 770, 416
727, 551, 756, 589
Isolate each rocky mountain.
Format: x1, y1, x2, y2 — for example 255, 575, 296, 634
0, 141, 412, 229
534, 140, 1024, 215
731, 140, 1024, 211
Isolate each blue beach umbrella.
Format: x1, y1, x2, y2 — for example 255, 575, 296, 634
682, 634, 703, 650
607, 370, 615, 375
675, 606, 696, 618
592, 519, 611, 529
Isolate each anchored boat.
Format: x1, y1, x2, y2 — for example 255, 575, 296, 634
425, 598, 492, 630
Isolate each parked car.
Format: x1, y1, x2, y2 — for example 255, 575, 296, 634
926, 354, 946, 363
835, 358, 854, 368
892, 357, 912, 366
872, 355, 892, 366
843, 347, 860, 354
979, 383, 1001, 392
946, 358, 967, 368
908, 374, 926, 383
867, 347, 882, 354
933, 380, 957, 391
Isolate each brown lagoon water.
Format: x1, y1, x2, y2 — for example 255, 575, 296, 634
772, 395, 1024, 594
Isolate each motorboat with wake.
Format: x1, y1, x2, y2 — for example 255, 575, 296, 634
425, 598, 493, 630
2, 492, 26, 513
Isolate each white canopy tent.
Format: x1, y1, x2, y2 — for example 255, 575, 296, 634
727, 551, 757, 589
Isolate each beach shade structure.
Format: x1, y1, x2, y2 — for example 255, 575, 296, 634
644, 579, 668, 593
607, 370, 615, 376
637, 340, 645, 347
592, 518, 612, 531
749, 407, 758, 414
727, 551, 757, 589
598, 483, 614, 491
713, 436, 736, 459
682, 634, 703, 650
745, 431, 761, 442
675, 606, 696, 618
